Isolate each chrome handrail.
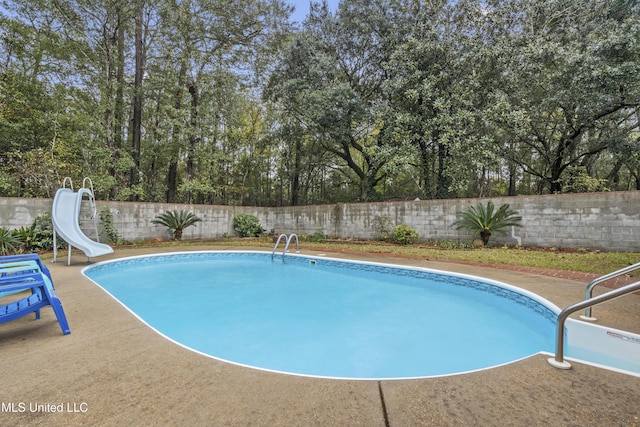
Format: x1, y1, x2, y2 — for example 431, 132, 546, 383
271, 234, 288, 259
62, 176, 73, 191
547, 280, 640, 370
78, 177, 101, 243
582, 261, 640, 320
271, 233, 299, 260
81, 177, 97, 217
283, 233, 299, 258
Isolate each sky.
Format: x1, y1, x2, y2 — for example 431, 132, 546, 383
287, 0, 340, 24
0, 2, 339, 27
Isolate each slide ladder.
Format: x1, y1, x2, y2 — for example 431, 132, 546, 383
52, 177, 114, 265
271, 233, 299, 260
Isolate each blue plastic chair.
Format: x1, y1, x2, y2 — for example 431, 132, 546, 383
0, 255, 70, 335
0, 253, 53, 282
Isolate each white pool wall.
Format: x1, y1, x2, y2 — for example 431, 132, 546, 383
566, 318, 640, 376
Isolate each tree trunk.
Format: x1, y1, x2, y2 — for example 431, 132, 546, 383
480, 230, 491, 246
436, 139, 451, 199
114, 10, 125, 159
418, 138, 431, 198
549, 161, 564, 193
129, 6, 144, 200
167, 162, 178, 203
167, 60, 187, 203
508, 155, 517, 196
291, 137, 301, 206
185, 82, 199, 204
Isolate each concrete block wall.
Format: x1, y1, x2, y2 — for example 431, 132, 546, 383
0, 198, 53, 230
0, 191, 638, 252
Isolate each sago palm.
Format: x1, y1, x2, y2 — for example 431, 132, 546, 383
151, 210, 201, 240
453, 201, 522, 246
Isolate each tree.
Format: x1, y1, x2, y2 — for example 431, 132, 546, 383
2, 0, 638, 204
267, 0, 410, 201
485, 0, 640, 194
384, 0, 495, 199
154, 0, 292, 203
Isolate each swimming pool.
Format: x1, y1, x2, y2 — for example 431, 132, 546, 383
83, 251, 559, 379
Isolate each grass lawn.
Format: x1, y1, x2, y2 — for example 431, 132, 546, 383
120, 237, 640, 277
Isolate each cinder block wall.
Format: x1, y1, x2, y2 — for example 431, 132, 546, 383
0, 191, 638, 252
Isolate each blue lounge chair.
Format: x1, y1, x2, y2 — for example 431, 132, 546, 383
0, 255, 70, 335
0, 254, 54, 298
0, 253, 53, 282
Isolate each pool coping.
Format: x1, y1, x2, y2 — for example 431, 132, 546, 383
1, 246, 639, 426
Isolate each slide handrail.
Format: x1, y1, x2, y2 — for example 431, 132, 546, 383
81, 177, 97, 218
62, 176, 73, 191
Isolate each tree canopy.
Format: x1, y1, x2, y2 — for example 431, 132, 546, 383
1, 0, 639, 205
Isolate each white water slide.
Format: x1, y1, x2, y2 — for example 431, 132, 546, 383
51, 178, 113, 265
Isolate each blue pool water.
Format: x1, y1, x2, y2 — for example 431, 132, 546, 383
83, 251, 558, 379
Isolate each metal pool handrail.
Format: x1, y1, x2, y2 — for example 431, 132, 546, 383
283, 233, 299, 258
547, 280, 640, 370
271, 234, 288, 259
581, 261, 640, 320
271, 233, 299, 260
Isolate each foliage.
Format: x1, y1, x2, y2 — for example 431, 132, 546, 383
151, 210, 201, 240
371, 215, 393, 241
8, 212, 61, 252
99, 207, 123, 244
0, 228, 23, 255
310, 229, 325, 242
1, 0, 639, 204
485, 0, 640, 194
232, 213, 264, 237
391, 224, 419, 245
11, 225, 40, 252
453, 201, 522, 246
427, 239, 474, 250
561, 166, 609, 194
32, 212, 61, 250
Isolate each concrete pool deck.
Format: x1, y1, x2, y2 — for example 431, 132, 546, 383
1, 246, 639, 426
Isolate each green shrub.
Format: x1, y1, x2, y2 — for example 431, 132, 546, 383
0, 228, 23, 255
371, 215, 393, 241
99, 207, 123, 244
33, 211, 65, 250
233, 213, 264, 237
151, 210, 201, 240
311, 229, 325, 242
12, 225, 39, 252
391, 224, 419, 245
9, 212, 62, 252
